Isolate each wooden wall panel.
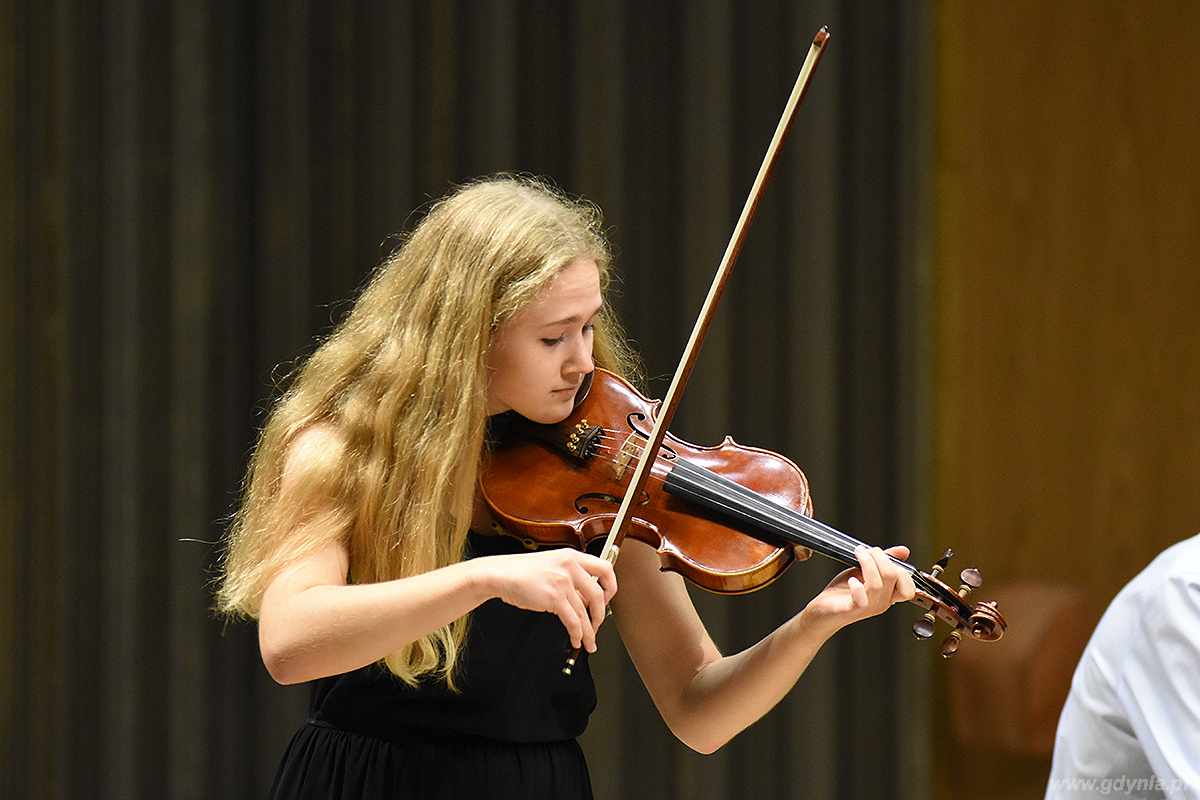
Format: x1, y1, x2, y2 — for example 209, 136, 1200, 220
937, 0, 1200, 620
934, 2, 1200, 797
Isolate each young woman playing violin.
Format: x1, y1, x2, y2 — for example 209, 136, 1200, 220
216, 175, 916, 800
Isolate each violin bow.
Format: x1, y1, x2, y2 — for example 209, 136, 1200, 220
595, 28, 830, 568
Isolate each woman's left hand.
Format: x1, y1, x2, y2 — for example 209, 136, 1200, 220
800, 545, 916, 637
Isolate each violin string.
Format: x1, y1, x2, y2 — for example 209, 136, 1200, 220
665, 458, 940, 596
565, 424, 938, 596
581, 432, 855, 555
582, 433, 851, 556
669, 458, 860, 562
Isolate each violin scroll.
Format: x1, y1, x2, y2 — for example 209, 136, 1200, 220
910, 549, 1007, 657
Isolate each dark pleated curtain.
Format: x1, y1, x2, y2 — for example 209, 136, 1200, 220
2, 1, 936, 798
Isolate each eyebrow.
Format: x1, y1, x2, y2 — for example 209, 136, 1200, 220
537, 303, 603, 329
540, 314, 586, 328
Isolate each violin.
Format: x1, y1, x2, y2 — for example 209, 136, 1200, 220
480, 368, 1006, 658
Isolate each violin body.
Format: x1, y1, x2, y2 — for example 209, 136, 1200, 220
480, 369, 1006, 653
481, 368, 811, 594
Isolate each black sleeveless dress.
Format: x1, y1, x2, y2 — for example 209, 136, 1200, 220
267, 532, 597, 800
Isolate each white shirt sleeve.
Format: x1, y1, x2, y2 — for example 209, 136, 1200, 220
1117, 572, 1200, 798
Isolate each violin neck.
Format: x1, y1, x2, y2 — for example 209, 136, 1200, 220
663, 456, 917, 577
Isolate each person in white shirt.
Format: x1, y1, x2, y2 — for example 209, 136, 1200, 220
1045, 533, 1200, 799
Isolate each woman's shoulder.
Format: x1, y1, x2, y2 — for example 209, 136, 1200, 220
277, 422, 357, 505
284, 423, 348, 470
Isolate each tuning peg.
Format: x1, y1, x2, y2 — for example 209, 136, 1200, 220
941, 629, 963, 657
930, 549, 953, 580
958, 568, 982, 599
959, 567, 982, 591
913, 612, 936, 639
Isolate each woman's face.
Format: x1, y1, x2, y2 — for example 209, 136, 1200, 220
485, 257, 602, 424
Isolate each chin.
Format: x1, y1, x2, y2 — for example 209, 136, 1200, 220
524, 400, 574, 425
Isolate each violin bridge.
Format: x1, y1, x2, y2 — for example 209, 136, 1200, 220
613, 433, 640, 480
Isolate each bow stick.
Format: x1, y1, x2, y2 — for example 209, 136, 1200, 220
562, 27, 829, 675
597, 27, 829, 568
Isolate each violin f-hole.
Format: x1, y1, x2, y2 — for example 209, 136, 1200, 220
575, 490, 650, 515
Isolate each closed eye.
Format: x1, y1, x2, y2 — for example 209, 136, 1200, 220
542, 322, 594, 347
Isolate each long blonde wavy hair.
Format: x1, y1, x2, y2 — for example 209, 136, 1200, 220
216, 175, 638, 686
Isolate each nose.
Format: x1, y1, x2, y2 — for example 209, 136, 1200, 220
564, 335, 593, 377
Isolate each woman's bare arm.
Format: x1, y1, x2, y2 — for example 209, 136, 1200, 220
612, 541, 914, 754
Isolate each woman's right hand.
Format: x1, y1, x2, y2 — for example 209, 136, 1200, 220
471, 548, 618, 654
